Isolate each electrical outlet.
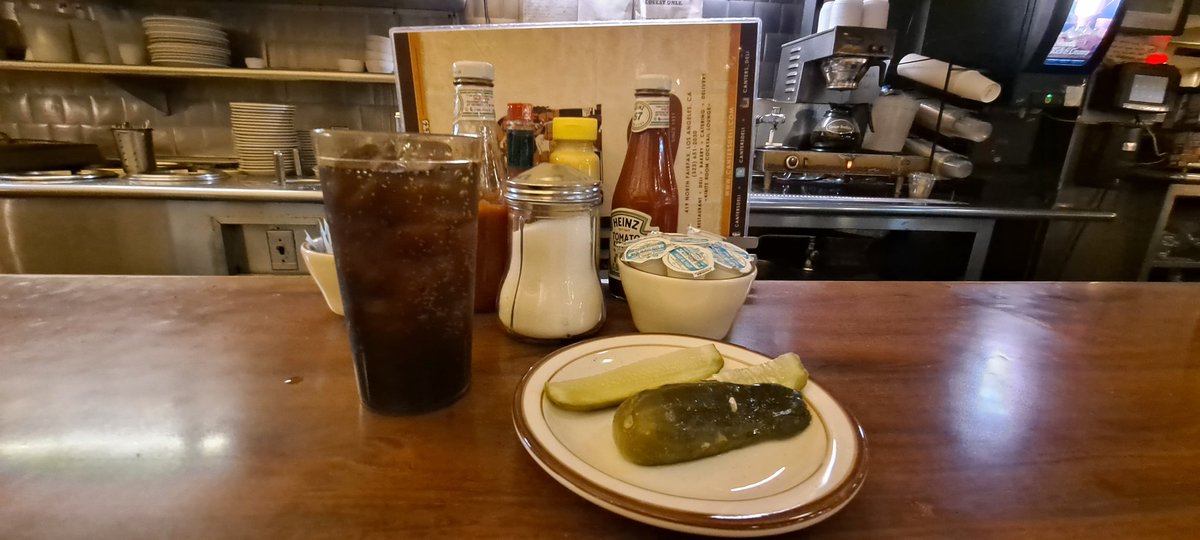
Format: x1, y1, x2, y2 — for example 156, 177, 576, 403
266, 229, 299, 271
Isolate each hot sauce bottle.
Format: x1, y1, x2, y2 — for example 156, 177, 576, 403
609, 74, 679, 298
451, 60, 508, 312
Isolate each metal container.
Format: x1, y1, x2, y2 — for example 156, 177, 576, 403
111, 123, 156, 174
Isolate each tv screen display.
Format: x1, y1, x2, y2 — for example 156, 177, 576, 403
1044, 0, 1125, 66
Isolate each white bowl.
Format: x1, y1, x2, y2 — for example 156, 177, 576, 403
244, 57, 265, 69
300, 243, 343, 316
618, 259, 756, 340
365, 50, 394, 62
336, 58, 364, 72
365, 35, 391, 52
365, 60, 395, 74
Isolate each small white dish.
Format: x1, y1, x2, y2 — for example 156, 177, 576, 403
365, 35, 391, 52
336, 58, 364, 72
365, 60, 395, 74
618, 259, 756, 340
513, 334, 868, 536
244, 57, 266, 69
300, 242, 342, 316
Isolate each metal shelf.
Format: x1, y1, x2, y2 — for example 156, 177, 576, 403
0, 60, 394, 84
1149, 259, 1200, 269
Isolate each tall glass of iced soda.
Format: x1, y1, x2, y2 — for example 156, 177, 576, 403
312, 130, 481, 414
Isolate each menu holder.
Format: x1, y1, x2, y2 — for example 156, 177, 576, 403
387, 19, 760, 237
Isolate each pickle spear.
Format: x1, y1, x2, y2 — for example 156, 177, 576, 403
546, 344, 724, 411
613, 382, 811, 466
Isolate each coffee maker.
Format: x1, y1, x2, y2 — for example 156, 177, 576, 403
773, 26, 896, 106
756, 26, 930, 195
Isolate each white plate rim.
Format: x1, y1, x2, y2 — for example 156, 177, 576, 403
512, 334, 869, 536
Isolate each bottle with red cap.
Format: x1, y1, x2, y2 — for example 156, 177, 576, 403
506, 103, 537, 178
608, 74, 680, 299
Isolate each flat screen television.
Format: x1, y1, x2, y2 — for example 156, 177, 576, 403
1044, 0, 1126, 67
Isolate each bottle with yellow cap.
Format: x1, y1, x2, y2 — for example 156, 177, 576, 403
550, 117, 600, 180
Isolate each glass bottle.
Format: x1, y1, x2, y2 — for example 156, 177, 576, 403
451, 60, 509, 313
498, 163, 605, 341
609, 74, 679, 298
506, 102, 537, 178
549, 117, 600, 180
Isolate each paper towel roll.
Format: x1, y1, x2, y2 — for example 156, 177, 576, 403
897, 54, 1001, 103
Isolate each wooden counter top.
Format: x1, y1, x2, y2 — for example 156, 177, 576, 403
1, 276, 1198, 538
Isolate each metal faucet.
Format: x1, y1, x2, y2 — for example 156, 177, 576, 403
756, 107, 787, 148
273, 148, 305, 185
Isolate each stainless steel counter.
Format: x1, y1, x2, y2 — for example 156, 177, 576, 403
748, 194, 1117, 221
0, 175, 322, 202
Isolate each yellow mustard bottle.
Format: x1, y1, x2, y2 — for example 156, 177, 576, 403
549, 117, 600, 180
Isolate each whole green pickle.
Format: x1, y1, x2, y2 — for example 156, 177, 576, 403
612, 382, 812, 466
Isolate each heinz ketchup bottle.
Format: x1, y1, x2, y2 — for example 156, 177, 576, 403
609, 74, 679, 298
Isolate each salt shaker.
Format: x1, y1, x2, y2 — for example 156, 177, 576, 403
498, 163, 605, 341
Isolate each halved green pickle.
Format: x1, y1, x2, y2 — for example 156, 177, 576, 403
612, 382, 812, 466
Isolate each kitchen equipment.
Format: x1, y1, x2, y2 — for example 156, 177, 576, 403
753, 147, 931, 195
0, 136, 103, 172
1092, 62, 1181, 113
756, 106, 787, 148
111, 123, 156, 175
0, 169, 116, 183
124, 167, 225, 185
811, 105, 862, 151
773, 26, 896, 105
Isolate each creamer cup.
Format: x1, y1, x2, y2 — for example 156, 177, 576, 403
663, 245, 714, 278
686, 226, 725, 243
622, 236, 671, 263
709, 241, 752, 273
669, 235, 713, 246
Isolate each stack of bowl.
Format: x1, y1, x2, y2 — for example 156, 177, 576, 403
229, 102, 298, 175
365, 35, 395, 74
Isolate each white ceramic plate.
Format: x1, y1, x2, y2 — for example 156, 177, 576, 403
512, 334, 868, 537
142, 16, 223, 30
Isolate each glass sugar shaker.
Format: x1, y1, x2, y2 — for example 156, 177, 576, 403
498, 163, 605, 341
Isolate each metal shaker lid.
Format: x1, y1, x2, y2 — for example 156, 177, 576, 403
505, 163, 602, 205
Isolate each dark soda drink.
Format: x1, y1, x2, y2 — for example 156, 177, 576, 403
314, 131, 480, 414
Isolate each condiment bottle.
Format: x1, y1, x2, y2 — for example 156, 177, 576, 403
498, 163, 605, 341
451, 60, 509, 313
506, 102, 537, 178
609, 74, 679, 298
549, 117, 600, 180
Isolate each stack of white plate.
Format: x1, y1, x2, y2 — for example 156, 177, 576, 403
142, 15, 230, 67
230, 103, 298, 175
365, 35, 395, 74
295, 130, 317, 175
